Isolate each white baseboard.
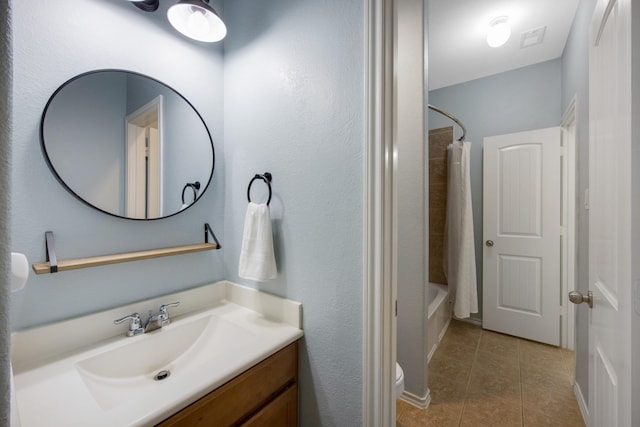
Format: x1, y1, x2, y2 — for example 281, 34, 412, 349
400, 389, 431, 409
573, 381, 589, 426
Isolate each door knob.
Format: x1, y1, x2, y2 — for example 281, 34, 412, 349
569, 291, 593, 308
486, 240, 494, 247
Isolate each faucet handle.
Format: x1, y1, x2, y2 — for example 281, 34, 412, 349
159, 302, 180, 314
114, 313, 144, 336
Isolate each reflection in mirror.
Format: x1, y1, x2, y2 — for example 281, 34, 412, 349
41, 70, 214, 220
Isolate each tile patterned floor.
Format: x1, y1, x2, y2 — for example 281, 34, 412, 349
396, 320, 585, 427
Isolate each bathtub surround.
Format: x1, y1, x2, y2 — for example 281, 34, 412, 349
428, 127, 451, 285
1, 1, 12, 424
426, 283, 450, 362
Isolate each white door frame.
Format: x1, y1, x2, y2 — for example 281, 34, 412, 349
561, 96, 578, 350
363, 0, 396, 425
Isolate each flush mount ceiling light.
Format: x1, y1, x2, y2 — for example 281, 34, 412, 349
486, 16, 511, 48
167, 0, 227, 43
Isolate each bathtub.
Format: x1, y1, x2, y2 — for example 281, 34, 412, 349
427, 282, 451, 362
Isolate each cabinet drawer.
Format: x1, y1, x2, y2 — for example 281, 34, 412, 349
158, 341, 298, 427
242, 384, 297, 427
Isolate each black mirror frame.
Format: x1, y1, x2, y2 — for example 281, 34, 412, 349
40, 69, 215, 221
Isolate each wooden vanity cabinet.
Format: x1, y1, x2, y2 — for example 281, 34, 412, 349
157, 341, 298, 427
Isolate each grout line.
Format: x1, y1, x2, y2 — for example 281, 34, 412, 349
457, 325, 482, 426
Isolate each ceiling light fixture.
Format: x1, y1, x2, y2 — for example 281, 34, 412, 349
129, 0, 159, 13
486, 16, 511, 48
167, 0, 227, 43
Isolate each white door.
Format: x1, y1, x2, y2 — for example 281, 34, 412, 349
587, 0, 632, 424
483, 127, 561, 345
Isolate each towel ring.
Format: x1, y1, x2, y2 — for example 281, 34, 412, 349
181, 181, 201, 204
247, 172, 272, 205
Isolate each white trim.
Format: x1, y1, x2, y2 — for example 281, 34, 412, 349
362, 0, 395, 425
125, 95, 164, 218
574, 381, 590, 426
561, 95, 578, 350
399, 389, 431, 410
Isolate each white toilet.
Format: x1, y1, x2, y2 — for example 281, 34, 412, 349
395, 362, 405, 397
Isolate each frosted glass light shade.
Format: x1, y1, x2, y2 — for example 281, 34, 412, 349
168, 0, 227, 43
487, 17, 511, 48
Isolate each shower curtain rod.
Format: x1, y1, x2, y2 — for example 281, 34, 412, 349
428, 104, 467, 142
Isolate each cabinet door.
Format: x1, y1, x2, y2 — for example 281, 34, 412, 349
158, 342, 298, 427
242, 384, 297, 427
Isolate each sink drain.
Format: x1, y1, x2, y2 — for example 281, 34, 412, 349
154, 370, 171, 381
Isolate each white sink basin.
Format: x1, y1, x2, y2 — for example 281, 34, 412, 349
76, 316, 211, 380
11, 281, 303, 427
75, 313, 257, 411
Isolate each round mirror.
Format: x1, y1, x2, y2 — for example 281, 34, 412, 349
40, 70, 215, 220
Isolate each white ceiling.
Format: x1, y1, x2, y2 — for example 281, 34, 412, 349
428, 0, 580, 90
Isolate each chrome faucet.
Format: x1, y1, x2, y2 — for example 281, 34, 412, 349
114, 302, 180, 337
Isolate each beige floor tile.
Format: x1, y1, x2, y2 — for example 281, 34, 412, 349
434, 339, 478, 364
397, 319, 585, 427
469, 365, 520, 392
519, 353, 567, 373
479, 330, 520, 358
446, 321, 482, 339
429, 352, 474, 380
429, 372, 469, 404
398, 400, 461, 427
560, 348, 577, 375
523, 407, 586, 427
520, 363, 573, 389
522, 381, 580, 413
474, 349, 520, 374
460, 398, 522, 427
396, 398, 410, 419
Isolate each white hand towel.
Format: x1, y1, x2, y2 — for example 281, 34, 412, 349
238, 202, 277, 281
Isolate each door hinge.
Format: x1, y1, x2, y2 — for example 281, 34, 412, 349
395, 300, 398, 317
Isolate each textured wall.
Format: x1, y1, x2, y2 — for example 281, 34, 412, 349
223, 0, 364, 424
1, 1, 12, 424
429, 58, 562, 320
396, 0, 429, 402
11, 0, 225, 330
560, 0, 596, 405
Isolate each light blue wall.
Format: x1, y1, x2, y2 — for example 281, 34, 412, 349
44, 72, 127, 215
12, 1, 365, 424
1, 2, 12, 424
428, 58, 562, 319
561, 0, 596, 408
11, 0, 225, 329
223, 0, 364, 424
396, 0, 429, 401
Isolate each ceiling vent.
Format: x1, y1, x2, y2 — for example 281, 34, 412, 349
520, 26, 547, 49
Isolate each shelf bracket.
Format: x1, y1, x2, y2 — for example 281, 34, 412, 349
204, 223, 221, 248
45, 231, 58, 273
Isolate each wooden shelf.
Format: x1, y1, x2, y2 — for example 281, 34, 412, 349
32, 242, 219, 275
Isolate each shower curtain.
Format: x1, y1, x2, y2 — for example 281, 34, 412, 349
443, 140, 478, 318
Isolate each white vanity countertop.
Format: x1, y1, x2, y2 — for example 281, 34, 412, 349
11, 281, 303, 427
